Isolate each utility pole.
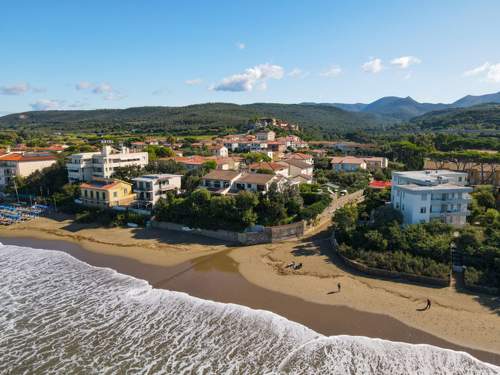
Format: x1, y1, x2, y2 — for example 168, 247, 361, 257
13, 179, 20, 204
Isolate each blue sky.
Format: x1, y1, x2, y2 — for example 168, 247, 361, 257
1, 0, 500, 114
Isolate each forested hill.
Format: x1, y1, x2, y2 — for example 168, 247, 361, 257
408, 104, 500, 132
0, 103, 383, 137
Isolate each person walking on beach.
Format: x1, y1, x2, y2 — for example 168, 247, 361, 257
425, 298, 431, 310
337, 282, 341, 293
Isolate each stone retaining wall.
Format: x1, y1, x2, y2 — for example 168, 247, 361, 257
330, 235, 450, 287
150, 190, 364, 245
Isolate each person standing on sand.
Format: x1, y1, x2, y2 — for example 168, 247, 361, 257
337, 282, 341, 293
426, 299, 431, 310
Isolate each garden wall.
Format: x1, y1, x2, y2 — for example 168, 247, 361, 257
330, 235, 450, 287
151, 190, 365, 245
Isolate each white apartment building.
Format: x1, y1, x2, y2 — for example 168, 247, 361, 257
391, 170, 472, 226
132, 174, 182, 207
0, 153, 58, 189
67, 146, 148, 183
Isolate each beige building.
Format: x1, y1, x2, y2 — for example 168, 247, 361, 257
248, 162, 289, 177
256, 130, 276, 142
0, 153, 58, 189
330, 156, 388, 172
278, 159, 314, 177
200, 170, 288, 195
424, 159, 500, 188
79, 178, 136, 208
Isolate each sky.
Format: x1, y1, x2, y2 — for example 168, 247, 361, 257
1, 0, 500, 114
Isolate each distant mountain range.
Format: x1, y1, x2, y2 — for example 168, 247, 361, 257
304, 91, 500, 121
1, 92, 499, 138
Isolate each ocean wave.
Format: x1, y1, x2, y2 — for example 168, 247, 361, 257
0, 244, 498, 374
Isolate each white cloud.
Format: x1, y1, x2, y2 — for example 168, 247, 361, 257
185, 78, 203, 86
212, 63, 284, 92
362, 58, 383, 74
103, 92, 126, 101
92, 83, 114, 94
75, 81, 93, 90
75, 81, 125, 100
464, 62, 490, 77
320, 65, 342, 77
67, 100, 88, 108
464, 62, 500, 82
236, 42, 245, 50
0, 83, 31, 95
390, 56, 421, 69
487, 63, 500, 82
288, 68, 309, 79
30, 99, 61, 111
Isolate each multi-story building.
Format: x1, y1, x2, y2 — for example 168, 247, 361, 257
279, 159, 314, 177
200, 170, 287, 195
248, 162, 289, 177
256, 130, 275, 142
363, 156, 389, 170
330, 156, 367, 172
330, 156, 388, 172
67, 146, 148, 183
0, 153, 58, 189
424, 159, 500, 189
79, 178, 136, 208
391, 170, 472, 226
207, 145, 229, 158
283, 152, 314, 165
67, 152, 98, 183
132, 174, 182, 207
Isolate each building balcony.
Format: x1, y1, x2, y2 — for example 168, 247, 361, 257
430, 210, 470, 217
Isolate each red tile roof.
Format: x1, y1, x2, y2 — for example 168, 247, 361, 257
0, 153, 57, 162
80, 179, 129, 190
369, 180, 392, 189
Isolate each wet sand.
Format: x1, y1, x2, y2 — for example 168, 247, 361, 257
2, 235, 499, 366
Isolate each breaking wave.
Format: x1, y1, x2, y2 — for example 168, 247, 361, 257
0, 244, 498, 374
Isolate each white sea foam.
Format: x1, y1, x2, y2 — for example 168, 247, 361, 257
0, 244, 498, 374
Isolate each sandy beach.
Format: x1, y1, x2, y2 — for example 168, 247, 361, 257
1, 215, 499, 365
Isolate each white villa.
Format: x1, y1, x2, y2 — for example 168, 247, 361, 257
67, 146, 148, 183
391, 170, 472, 226
132, 174, 182, 207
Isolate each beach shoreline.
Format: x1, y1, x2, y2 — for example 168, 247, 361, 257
1, 216, 499, 365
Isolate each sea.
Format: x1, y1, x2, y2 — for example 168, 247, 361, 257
1, 243, 499, 374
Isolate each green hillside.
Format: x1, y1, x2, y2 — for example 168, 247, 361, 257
0, 103, 382, 138
408, 104, 500, 132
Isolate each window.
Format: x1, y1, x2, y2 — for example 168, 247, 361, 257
113, 192, 118, 198
420, 207, 426, 214
458, 177, 462, 182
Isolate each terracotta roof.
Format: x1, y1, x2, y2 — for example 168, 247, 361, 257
330, 156, 366, 165
284, 153, 312, 161
202, 170, 241, 181
281, 159, 311, 169
363, 157, 386, 163
235, 173, 275, 185
369, 180, 392, 189
80, 179, 127, 191
249, 162, 287, 171
0, 153, 57, 162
